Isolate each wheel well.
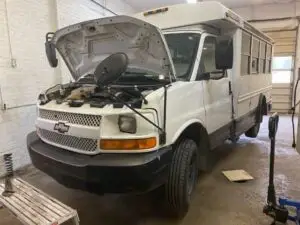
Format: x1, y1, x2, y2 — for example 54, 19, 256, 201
174, 123, 211, 171
174, 123, 210, 150
262, 95, 267, 115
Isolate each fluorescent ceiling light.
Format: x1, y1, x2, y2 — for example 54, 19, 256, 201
187, 0, 197, 3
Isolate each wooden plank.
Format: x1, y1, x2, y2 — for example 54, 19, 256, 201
0, 196, 36, 225
0, 192, 47, 225
222, 170, 254, 182
15, 178, 72, 213
8, 181, 66, 218
0, 183, 61, 222
13, 179, 70, 216
6, 194, 51, 224
0, 178, 79, 225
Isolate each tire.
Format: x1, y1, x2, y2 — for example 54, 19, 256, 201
165, 139, 199, 217
245, 102, 263, 138
245, 122, 260, 138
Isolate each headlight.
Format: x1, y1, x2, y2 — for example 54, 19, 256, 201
118, 115, 137, 134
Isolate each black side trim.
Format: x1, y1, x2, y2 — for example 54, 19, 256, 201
208, 108, 258, 149
209, 122, 232, 149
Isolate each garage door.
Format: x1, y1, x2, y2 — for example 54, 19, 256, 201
251, 19, 297, 113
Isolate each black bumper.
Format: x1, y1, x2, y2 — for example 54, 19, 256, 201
27, 131, 173, 194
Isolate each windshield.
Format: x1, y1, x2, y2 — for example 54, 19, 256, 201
164, 33, 200, 80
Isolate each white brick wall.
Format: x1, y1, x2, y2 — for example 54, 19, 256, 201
0, 0, 135, 175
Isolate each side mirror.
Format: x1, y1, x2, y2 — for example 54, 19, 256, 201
200, 71, 224, 81
210, 72, 225, 80
215, 36, 233, 70
45, 32, 58, 68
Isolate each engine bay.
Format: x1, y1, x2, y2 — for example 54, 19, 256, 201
39, 52, 169, 109
38, 82, 158, 109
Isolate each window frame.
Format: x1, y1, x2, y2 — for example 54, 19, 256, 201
241, 31, 251, 75
195, 35, 223, 81
259, 41, 267, 73
163, 30, 202, 81
241, 30, 273, 76
251, 37, 260, 74
266, 44, 272, 74
164, 32, 201, 81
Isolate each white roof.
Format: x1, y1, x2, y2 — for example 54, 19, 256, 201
134, 1, 239, 29
133, 1, 272, 42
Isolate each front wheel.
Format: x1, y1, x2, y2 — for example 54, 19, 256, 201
165, 139, 199, 217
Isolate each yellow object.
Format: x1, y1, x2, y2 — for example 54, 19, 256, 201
100, 137, 157, 150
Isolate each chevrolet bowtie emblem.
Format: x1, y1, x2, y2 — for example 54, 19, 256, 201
54, 122, 70, 133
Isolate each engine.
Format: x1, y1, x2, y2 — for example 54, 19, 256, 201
38, 82, 155, 109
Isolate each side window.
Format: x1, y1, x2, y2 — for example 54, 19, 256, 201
259, 41, 266, 73
241, 31, 251, 75
241, 30, 272, 75
196, 36, 220, 80
251, 38, 259, 74
266, 44, 272, 73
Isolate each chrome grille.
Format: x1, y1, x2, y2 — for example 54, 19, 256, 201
38, 128, 98, 153
39, 109, 101, 126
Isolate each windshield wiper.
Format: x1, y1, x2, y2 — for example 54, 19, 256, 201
122, 72, 171, 84
117, 88, 148, 105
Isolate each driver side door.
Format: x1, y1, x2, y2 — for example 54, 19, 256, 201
196, 34, 232, 147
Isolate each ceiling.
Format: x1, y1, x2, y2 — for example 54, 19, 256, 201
124, 0, 298, 11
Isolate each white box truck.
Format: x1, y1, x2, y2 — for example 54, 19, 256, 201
27, 1, 273, 217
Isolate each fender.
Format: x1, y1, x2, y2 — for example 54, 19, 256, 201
171, 118, 206, 144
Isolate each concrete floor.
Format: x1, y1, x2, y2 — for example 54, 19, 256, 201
1, 115, 300, 225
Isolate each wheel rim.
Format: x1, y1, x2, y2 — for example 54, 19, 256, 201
187, 153, 197, 197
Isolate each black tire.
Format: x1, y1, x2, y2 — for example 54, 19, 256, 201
245, 121, 260, 137
165, 139, 199, 217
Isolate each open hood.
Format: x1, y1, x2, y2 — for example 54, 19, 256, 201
52, 15, 175, 81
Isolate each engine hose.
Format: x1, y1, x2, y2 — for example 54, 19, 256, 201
292, 78, 300, 148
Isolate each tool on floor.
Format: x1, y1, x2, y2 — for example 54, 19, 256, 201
2, 153, 15, 197
0, 154, 80, 225
263, 113, 300, 225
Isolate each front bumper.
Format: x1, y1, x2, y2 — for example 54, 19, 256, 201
27, 131, 173, 194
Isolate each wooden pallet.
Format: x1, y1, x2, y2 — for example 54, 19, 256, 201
0, 177, 79, 225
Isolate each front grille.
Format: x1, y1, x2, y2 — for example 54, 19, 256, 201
39, 109, 101, 127
38, 128, 98, 153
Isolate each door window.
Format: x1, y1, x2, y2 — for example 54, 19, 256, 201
164, 33, 200, 80
196, 36, 222, 80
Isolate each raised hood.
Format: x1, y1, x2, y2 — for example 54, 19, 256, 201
52, 15, 175, 80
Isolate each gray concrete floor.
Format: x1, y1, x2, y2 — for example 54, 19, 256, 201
1, 115, 300, 225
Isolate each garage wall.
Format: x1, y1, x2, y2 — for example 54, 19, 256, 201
0, 0, 135, 175
233, 1, 300, 21
233, 2, 300, 113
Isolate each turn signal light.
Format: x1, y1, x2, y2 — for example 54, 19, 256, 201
100, 137, 157, 150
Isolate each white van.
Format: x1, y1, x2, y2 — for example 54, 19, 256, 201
27, 1, 272, 217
